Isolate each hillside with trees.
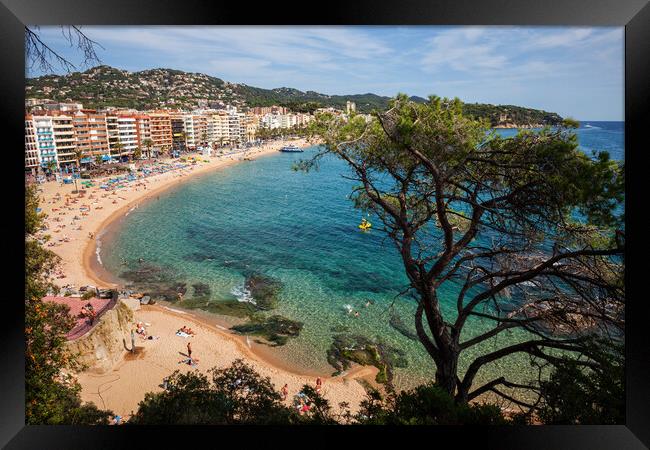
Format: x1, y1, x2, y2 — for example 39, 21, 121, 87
26, 66, 562, 126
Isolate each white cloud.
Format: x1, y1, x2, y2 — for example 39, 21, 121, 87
29, 26, 623, 119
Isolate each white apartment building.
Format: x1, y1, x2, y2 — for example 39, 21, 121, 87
204, 109, 245, 145
228, 113, 244, 145
207, 111, 229, 145
261, 114, 282, 130
280, 114, 298, 129
183, 114, 196, 149
25, 118, 39, 174
259, 112, 312, 131
28, 114, 77, 170
107, 115, 138, 158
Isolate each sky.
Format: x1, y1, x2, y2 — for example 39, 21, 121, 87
27, 26, 624, 121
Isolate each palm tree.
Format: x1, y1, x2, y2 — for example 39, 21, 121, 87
94, 154, 103, 167
142, 138, 153, 159
45, 159, 58, 181
179, 131, 187, 153
72, 148, 86, 193
111, 142, 124, 162
132, 147, 142, 162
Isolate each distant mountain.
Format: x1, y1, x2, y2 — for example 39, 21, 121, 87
25, 65, 563, 126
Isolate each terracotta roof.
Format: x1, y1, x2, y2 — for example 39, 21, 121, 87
43, 296, 116, 340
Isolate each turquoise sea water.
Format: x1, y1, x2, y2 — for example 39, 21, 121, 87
102, 122, 624, 390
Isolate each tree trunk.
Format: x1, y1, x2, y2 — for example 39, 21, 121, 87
420, 287, 460, 398
435, 349, 459, 397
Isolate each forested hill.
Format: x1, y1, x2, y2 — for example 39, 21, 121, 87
26, 65, 563, 126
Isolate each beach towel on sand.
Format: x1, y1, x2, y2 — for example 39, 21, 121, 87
176, 331, 190, 338
179, 358, 198, 367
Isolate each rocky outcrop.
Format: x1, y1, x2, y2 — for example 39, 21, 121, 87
67, 299, 136, 374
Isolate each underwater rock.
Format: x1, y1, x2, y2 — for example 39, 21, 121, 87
192, 282, 211, 297
389, 311, 419, 341
120, 262, 172, 284
230, 314, 303, 346
180, 297, 257, 318
183, 252, 218, 263
128, 280, 187, 302
326, 334, 408, 384
244, 273, 283, 311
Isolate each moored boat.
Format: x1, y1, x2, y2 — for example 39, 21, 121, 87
279, 144, 303, 153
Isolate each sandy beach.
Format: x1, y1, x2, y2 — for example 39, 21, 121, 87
35, 138, 374, 419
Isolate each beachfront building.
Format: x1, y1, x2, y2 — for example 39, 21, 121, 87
106, 114, 138, 160
24, 103, 314, 173
182, 114, 196, 150
25, 117, 39, 175
260, 113, 282, 130
105, 115, 119, 155
296, 113, 314, 126
134, 114, 151, 157
50, 115, 77, 168
244, 113, 259, 142
207, 110, 230, 147
170, 113, 187, 151
148, 112, 173, 156
25, 113, 78, 171
228, 112, 244, 146
71, 110, 110, 163
280, 114, 298, 129
192, 114, 209, 148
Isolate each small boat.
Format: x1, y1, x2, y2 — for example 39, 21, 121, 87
358, 218, 372, 231
279, 144, 303, 153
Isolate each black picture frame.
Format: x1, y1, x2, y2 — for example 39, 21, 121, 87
1, 0, 648, 448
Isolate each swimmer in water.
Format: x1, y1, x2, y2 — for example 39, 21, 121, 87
354, 311, 360, 317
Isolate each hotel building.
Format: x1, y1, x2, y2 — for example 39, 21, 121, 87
148, 112, 173, 153
25, 103, 313, 173
134, 114, 152, 151
170, 114, 186, 151
207, 110, 230, 145
25, 117, 39, 175
25, 113, 77, 173
71, 110, 110, 160
106, 114, 138, 159
192, 114, 209, 148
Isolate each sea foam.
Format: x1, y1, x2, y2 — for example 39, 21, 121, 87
231, 283, 257, 305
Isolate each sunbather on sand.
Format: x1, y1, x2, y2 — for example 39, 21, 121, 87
179, 325, 195, 335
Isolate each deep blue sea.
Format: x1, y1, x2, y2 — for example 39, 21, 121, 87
102, 121, 624, 389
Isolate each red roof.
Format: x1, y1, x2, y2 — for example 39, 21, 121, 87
43, 296, 115, 340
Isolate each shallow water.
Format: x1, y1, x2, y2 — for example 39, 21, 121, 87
102, 123, 624, 390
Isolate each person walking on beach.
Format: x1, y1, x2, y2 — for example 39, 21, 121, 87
187, 342, 192, 360
316, 377, 322, 394
281, 384, 289, 401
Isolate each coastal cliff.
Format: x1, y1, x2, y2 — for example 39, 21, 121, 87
67, 299, 138, 374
